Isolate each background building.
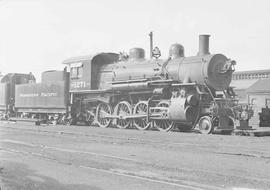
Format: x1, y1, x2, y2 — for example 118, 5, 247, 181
231, 69, 270, 126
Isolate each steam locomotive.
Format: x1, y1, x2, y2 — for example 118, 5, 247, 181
62, 34, 238, 134
0, 34, 252, 134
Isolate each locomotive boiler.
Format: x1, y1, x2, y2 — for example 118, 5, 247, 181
64, 35, 237, 134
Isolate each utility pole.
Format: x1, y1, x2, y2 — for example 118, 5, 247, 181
149, 31, 153, 59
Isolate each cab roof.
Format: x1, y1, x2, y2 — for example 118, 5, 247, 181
62, 52, 119, 65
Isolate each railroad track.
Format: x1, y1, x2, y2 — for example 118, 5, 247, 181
0, 147, 220, 190
2, 143, 268, 190
1, 125, 270, 159
1, 130, 270, 187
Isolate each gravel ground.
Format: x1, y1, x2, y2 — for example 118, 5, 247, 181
0, 121, 270, 190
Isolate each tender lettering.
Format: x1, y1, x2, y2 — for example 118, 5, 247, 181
19, 93, 39, 97
41, 92, 57, 97
19, 93, 57, 97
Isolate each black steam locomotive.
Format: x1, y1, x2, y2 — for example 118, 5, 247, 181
0, 34, 252, 134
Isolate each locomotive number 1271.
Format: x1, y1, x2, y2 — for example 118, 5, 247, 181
71, 81, 86, 89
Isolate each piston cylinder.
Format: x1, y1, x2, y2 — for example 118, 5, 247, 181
169, 96, 198, 122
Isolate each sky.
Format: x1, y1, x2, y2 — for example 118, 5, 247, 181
0, 0, 270, 81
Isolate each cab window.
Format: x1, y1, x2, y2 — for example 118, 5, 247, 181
70, 62, 83, 79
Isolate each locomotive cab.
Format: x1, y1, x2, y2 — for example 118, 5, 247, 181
63, 53, 119, 92
63, 53, 119, 125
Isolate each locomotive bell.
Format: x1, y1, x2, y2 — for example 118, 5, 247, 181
129, 48, 145, 60
169, 44, 184, 59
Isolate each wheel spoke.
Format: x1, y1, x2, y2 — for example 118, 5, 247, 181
133, 101, 151, 130
115, 101, 132, 129
96, 103, 112, 128
154, 101, 173, 132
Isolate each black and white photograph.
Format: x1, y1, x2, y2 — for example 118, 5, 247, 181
0, 0, 270, 189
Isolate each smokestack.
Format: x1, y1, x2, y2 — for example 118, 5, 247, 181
198, 34, 210, 56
